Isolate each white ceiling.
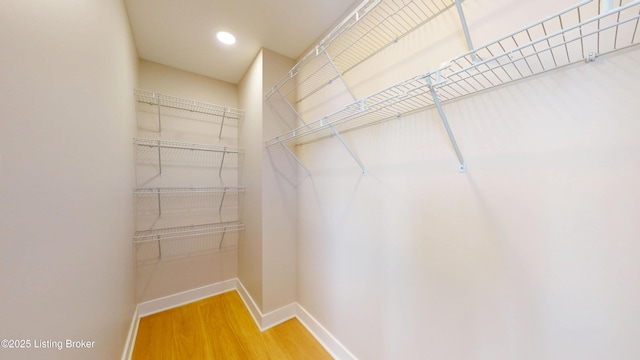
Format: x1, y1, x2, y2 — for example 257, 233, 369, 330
124, 0, 361, 84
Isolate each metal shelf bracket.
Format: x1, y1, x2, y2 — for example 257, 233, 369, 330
218, 109, 227, 140
218, 227, 227, 250
279, 142, 312, 177
328, 122, 366, 175
455, 0, 477, 62
425, 75, 466, 172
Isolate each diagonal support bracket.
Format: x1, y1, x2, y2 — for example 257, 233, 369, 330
455, 0, 477, 62
327, 122, 366, 175
426, 74, 466, 172
279, 142, 312, 177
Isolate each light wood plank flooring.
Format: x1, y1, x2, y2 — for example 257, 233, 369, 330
132, 290, 333, 359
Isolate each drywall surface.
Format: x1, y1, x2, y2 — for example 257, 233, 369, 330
261, 49, 298, 313
238, 51, 265, 311
135, 60, 240, 303
0, 0, 138, 359
288, 1, 640, 359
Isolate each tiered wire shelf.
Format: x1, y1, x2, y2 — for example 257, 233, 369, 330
133, 221, 244, 244
133, 89, 245, 258
134, 89, 244, 139
265, 0, 640, 173
134, 137, 243, 179
133, 221, 244, 259
133, 186, 245, 216
265, 0, 460, 107
133, 138, 242, 153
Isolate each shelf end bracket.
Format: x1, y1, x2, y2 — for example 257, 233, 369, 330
327, 122, 366, 175
425, 77, 466, 173
455, 0, 477, 63
279, 142, 312, 177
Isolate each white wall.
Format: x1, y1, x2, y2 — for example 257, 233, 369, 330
0, 1, 138, 359
239, 49, 298, 314
238, 51, 265, 310
288, 0, 640, 359
261, 49, 298, 313
134, 60, 240, 303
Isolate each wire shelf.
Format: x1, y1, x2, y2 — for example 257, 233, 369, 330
134, 89, 244, 121
265, 0, 459, 104
132, 221, 244, 244
134, 138, 243, 154
266, 0, 640, 148
134, 186, 245, 215
133, 186, 245, 194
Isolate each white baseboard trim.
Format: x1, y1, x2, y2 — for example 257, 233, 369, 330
235, 279, 264, 329
261, 302, 297, 331
137, 278, 237, 317
121, 307, 139, 360
123, 278, 356, 360
296, 304, 358, 360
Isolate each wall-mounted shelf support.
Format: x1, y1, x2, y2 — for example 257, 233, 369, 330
328, 122, 367, 175
157, 96, 163, 135
426, 74, 466, 172
322, 48, 358, 102
454, 0, 477, 62
218, 109, 227, 140
157, 144, 163, 176
218, 227, 227, 249
156, 236, 162, 259
219, 187, 227, 213
279, 142, 312, 176
219, 147, 227, 178
156, 189, 162, 217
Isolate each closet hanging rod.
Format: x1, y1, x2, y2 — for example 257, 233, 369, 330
133, 138, 243, 154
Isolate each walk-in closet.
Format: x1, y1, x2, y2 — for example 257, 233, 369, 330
1, 0, 639, 359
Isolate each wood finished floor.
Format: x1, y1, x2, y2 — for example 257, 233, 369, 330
132, 290, 333, 359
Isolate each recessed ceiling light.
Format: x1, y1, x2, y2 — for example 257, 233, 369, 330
216, 31, 236, 45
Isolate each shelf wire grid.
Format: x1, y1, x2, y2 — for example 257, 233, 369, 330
132, 221, 244, 244
265, 0, 459, 104
133, 138, 243, 154
134, 186, 245, 214
134, 89, 244, 124
265, 0, 640, 148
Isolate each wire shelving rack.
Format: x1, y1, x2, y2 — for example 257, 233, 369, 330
133, 186, 245, 216
265, 0, 640, 172
265, 0, 460, 106
134, 89, 244, 139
